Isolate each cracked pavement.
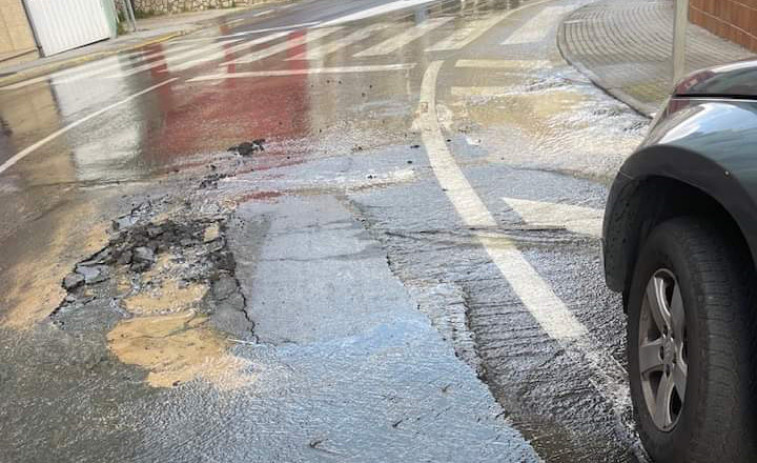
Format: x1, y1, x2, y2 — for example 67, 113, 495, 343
0, 0, 656, 461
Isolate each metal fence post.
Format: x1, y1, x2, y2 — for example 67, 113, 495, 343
122, 0, 137, 32
673, 0, 689, 86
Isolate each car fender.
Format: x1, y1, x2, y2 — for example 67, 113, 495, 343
604, 99, 757, 292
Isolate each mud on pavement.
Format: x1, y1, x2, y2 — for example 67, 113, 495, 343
0, 148, 545, 463
0, 0, 660, 460
51, 196, 256, 389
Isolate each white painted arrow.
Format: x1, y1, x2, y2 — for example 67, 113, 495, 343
502, 197, 603, 238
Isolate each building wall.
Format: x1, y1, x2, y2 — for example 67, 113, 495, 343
690, 0, 757, 52
0, 0, 37, 60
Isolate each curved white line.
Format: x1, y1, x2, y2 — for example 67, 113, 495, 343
0, 79, 177, 176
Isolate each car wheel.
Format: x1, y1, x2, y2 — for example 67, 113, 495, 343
627, 217, 757, 463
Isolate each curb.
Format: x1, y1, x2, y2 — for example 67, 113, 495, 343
555, 17, 656, 119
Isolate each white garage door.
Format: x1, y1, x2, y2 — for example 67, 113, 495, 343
24, 0, 113, 56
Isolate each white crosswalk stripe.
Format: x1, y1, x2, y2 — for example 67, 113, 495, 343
426, 12, 509, 51
168, 31, 290, 71
103, 40, 244, 78
502, 197, 603, 238
3, 6, 541, 90
501, 5, 574, 45
221, 27, 341, 65
2, 44, 196, 89
354, 17, 453, 57
287, 23, 389, 60
169, 22, 321, 43
188, 64, 416, 82
322, 0, 436, 26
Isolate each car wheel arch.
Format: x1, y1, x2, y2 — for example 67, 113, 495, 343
604, 167, 756, 304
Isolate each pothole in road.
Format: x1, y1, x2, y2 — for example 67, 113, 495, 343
52, 205, 255, 390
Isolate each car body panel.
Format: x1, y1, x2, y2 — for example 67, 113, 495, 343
603, 97, 757, 292
675, 58, 757, 97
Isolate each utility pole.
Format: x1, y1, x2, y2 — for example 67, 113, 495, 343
672, 0, 688, 86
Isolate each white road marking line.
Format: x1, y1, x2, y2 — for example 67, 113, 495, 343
455, 59, 550, 69
187, 64, 415, 82
355, 17, 452, 57
168, 31, 290, 71
502, 197, 603, 238
478, 232, 591, 339
287, 23, 389, 60
501, 5, 574, 45
322, 0, 438, 26
419, 54, 632, 425
426, 12, 510, 51
1, 45, 195, 89
222, 27, 341, 64
104, 40, 244, 78
0, 79, 176, 176
58, 44, 197, 79
419, 60, 587, 340
228, 21, 321, 35
169, 22, 321, 43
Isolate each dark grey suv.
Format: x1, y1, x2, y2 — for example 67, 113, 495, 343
603, 61, 757, 462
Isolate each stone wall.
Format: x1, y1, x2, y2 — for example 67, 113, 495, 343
130, 0, 262, 16
690, 0, 757, 52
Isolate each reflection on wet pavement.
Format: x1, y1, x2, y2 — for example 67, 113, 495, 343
0, 0, 654, 461
0, 198, 110, 328
447, 61, 645, 179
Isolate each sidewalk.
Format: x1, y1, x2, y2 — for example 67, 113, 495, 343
558, 0, 755, 117
0, 4, 283, 87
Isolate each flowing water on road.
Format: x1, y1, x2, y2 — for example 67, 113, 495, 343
0, 0, 652, 461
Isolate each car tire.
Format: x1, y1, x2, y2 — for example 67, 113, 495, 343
627, 216, 757, 463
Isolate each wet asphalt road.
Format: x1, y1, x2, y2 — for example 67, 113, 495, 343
0, 0, 652, 461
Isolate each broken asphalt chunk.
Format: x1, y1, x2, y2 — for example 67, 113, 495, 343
146, 226, 163, 238
112, 215, 136, 231
133, 246, 156, 264
117, 249, 133, 265
203, 223, 221, 243
199, 173, 228, 189
228, 139, 265, 156
211, 274, 237, 301
63, 273, 85, 290
75, 265, 108, 284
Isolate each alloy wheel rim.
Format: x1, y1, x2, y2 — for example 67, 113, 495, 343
638, 268, 688, 432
